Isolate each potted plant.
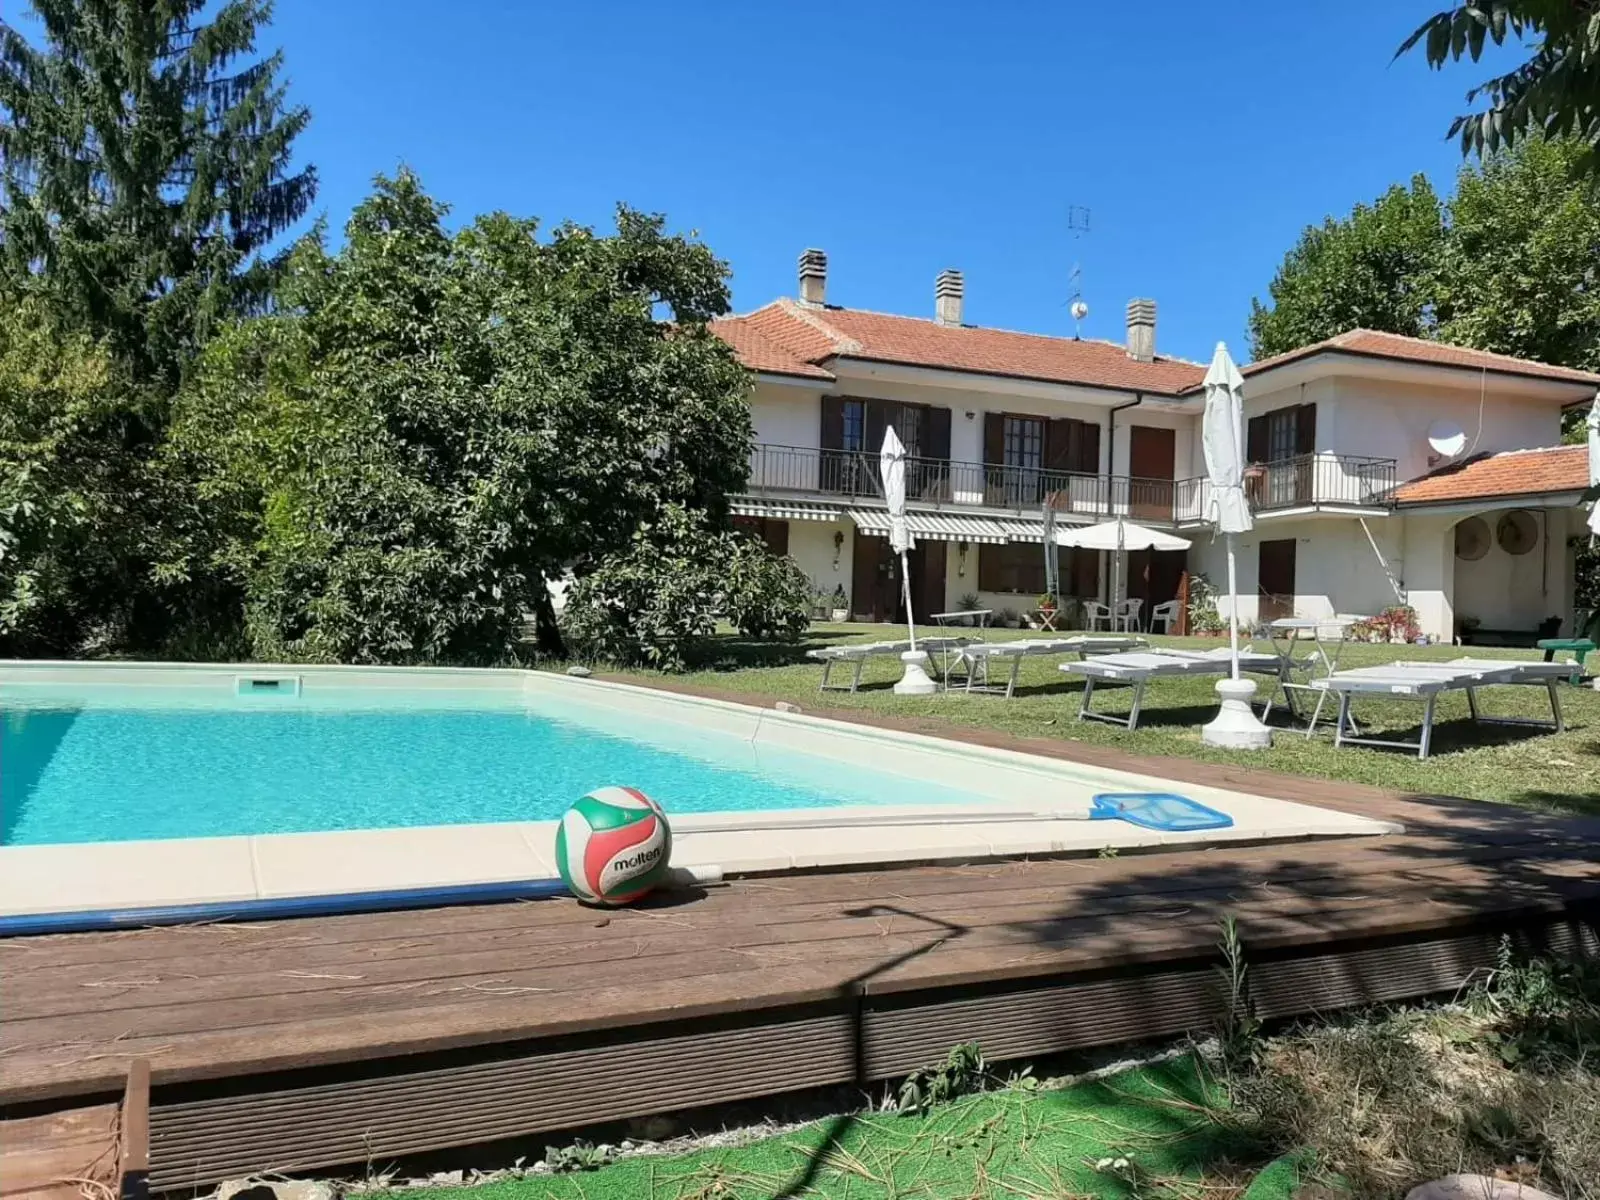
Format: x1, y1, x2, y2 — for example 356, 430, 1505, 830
829, 584, 849, 623
1037, 591, 1058, 617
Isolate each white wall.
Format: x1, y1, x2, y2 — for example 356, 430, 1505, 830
1450, 506, 1568, 632
1316, 377, 1561, 483
749, 383, 821, 447
785, 518, 854, 608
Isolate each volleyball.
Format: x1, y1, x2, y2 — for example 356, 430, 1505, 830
555, 787, 672, 906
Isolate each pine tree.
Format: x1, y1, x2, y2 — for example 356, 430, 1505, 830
0, 0, 316, 386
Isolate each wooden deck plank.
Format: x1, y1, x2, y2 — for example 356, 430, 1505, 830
8, 849, 1591, 1021
0, 1103, 118, 1200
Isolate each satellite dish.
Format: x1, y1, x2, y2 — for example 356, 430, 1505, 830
1454, 516, 1490, 562
1427, 419, 1467, 462
1069, 299, 1089, 322
1497, 509, 1539, 556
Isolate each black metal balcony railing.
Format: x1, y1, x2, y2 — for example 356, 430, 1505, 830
1171, 454, 1397, 522
745, 444, 1181, 518
745, 444, 1397, 523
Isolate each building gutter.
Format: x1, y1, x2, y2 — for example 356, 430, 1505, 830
1107, 392, 1144, 478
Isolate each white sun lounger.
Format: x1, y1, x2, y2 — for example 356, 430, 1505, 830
1313, 657, 1569, 758
1061, 647, 1287, 730
806, 637, 972, 692
952, 635, 1148, 698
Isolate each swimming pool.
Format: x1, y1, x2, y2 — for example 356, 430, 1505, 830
1, 675, 984, 846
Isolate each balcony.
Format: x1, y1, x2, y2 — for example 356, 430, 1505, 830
745, 443, 1181, 521
1173, 454, 1397, 523
744, 444, 1397, 526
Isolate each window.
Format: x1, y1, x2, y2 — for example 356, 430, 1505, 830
896, 403, 923, 458
978, 543, 1048, 595
1266, 408, 1298, 463
841, 399, 865, 452
1003, 416, 1044, 468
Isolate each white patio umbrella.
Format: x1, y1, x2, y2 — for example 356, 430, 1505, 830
1586, 394, 1600, 542
1054, 519, 1190, 623
1200, 341, 1271, 749
880, 426, 936, 694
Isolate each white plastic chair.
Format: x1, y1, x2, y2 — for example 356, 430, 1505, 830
1148, 599, 1180, 635
1083, 601, 1112, 632
1116, 598, 1144, 633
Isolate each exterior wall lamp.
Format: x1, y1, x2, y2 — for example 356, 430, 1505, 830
832, 529, 844, 569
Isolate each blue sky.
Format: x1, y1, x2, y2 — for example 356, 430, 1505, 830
269, 4, 1512, 362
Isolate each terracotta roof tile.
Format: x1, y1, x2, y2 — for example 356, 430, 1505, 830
1234, 328, 1600, 389
1392, 444, 1588, 505
707, 315, 834, 380
714, 300, 1205, 395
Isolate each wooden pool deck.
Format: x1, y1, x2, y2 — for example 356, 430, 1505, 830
2, 716, 1597, 1193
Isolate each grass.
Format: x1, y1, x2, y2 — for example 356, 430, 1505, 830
588, 624, 1600, 815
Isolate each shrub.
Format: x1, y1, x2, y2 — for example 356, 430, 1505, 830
562, 507, 811, 670
1187, 572, 1225, 634
722, 539, 812, 642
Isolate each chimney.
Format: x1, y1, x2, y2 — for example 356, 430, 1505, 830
797, 248, 827, 306
1125, 299, 1156, 362
934, 269, 964, 326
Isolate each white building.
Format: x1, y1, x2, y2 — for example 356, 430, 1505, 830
711, 250, 1600, 644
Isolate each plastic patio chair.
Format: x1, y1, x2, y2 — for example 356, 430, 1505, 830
1116, 598, 1144, 633
1148, 599, 1180, 634
1083, 601, 1112, 631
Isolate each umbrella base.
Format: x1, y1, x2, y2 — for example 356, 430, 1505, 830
1202, 676, 1273, 749
893, 650, 938, 695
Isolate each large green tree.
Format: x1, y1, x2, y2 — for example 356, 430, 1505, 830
0, 0, 314, 656
167, 172, 756, 665
1401, 2, 1600, 172
1250, 135, 1600, 372
0, 0, 315, 385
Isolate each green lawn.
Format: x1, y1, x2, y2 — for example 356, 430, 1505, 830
597, 625, 1600, 815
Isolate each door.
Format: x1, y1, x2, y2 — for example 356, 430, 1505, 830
1257, 539, 1296, 622
1128, 426, 1175, 521
851, 533, 896, 622
1128, 549, 1186, 610
908, 541, 947, 623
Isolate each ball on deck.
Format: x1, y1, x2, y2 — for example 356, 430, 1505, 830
555, 786, 672, 906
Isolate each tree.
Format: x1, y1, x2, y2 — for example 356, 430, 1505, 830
1401, 2, 1600, 173
0, 0, 315, 385
1249, 178, 1444, 359
1250, 136, 1600, 374
167, 171, 756, 665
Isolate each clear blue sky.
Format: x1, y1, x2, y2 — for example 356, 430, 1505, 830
269, 3, 1515, 363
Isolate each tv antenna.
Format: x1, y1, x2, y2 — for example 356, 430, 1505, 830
1065, 205, 1091, 338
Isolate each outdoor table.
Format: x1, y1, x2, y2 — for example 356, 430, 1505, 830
931, 610, 991, 686
1536, 637, 1594, 683
1264, 616, 1362, 736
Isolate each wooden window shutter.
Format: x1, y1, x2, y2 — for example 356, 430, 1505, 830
1295, 403, 1317, 456
1044, 419, 1075, 473
925, 405, 952, 461
864, 398, 889, 454
1069, 548, 1100, 598
977, 544, 1001, 592
820, 396, 844, 450
1076, 421, 1101, 474
983, 412, 1005, 464
1246, 414, 1268, 464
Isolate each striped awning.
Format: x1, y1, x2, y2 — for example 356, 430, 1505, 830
731, 497, 845, 522
847, 510, 1013, 545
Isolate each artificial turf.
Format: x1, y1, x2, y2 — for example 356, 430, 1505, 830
392, 1055, 1310, 1200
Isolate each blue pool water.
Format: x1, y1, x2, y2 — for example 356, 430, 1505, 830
1, 694, 981, 845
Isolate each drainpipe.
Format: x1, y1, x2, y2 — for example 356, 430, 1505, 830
1104, 393, 1144, 604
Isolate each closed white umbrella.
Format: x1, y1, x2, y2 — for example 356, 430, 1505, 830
1586, 395, 1600, 541
1200, 342, 1271, 749
880, 426, 936, 694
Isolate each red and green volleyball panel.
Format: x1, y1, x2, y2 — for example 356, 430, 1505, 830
555, 786, 673, 906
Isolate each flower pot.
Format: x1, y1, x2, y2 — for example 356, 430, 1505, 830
830, 608, 849, 623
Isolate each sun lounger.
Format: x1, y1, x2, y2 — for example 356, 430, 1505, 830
1313, 657, 1569, 758
1061, 647, 1286, 730
952, 635, 1148, 698
807, 637, 972, 692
